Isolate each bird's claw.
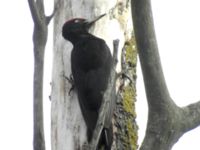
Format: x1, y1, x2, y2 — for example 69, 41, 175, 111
64, 74, 75, 95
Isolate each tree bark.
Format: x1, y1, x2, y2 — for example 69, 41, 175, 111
131, 0, 200, 149
51, 0, 137, 149
28, 0, 54, 150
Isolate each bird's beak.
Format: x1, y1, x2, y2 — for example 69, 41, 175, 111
86, 14, 106, 28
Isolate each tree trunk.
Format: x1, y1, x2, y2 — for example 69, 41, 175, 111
28, 0, 56, 149
51, 0, 137, 149
131, 0, 200, 149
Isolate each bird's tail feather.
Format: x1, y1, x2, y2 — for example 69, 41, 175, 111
98, 126, 113, 150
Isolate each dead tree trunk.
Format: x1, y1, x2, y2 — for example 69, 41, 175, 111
131, 0, 200, 149
51, 0, 137, 149
28, 0, 55, 150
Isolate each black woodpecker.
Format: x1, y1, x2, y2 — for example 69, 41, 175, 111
62, 14, 115, 149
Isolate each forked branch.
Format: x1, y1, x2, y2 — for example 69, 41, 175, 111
28, 1, 56, 150
131, 0, 200, 149
28, 0, 41, 26
181, 100, 200, 132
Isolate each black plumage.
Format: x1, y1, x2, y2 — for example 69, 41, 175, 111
62, 14, 115, 149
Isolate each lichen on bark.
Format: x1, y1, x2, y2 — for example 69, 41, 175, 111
114, 37, 138, 150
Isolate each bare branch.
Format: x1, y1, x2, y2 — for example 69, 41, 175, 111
36, 0, 45, 12
46, 13, 55, 25
131, 0, 170, 109
28, 0, 41, 26
28, 1, 53, 150
46, 1, 60, 25
90, 40, 119, 150
131, 0, 200, 149
28, 0, 54, 27
181, 100, 200, 132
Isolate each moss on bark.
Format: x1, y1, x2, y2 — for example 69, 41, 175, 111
114, 37, 138, 150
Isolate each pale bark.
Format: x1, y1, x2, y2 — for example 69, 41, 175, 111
131, 0, 200, 149
51, 0, 136, 149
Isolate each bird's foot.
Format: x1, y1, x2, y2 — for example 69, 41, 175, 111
64, 74, 75, 95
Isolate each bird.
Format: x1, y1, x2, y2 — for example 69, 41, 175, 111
62, 14, 115, 149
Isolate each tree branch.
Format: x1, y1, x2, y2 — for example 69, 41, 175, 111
46, 1, 59, 25
28, 0, 57, 27
36, 0, 45, 12
131, 0, 170, 110
89, 40, 119, 150
28, 0, 41, 27
28, 0, 55, 150
181, 100, 200, 132
131, 0, 200, 149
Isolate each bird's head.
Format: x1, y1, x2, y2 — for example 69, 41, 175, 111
62, 14, 106, 42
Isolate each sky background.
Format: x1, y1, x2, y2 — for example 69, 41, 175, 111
0, 0, 199, 150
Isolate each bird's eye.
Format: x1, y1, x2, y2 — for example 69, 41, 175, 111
74, 19, 80, 23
